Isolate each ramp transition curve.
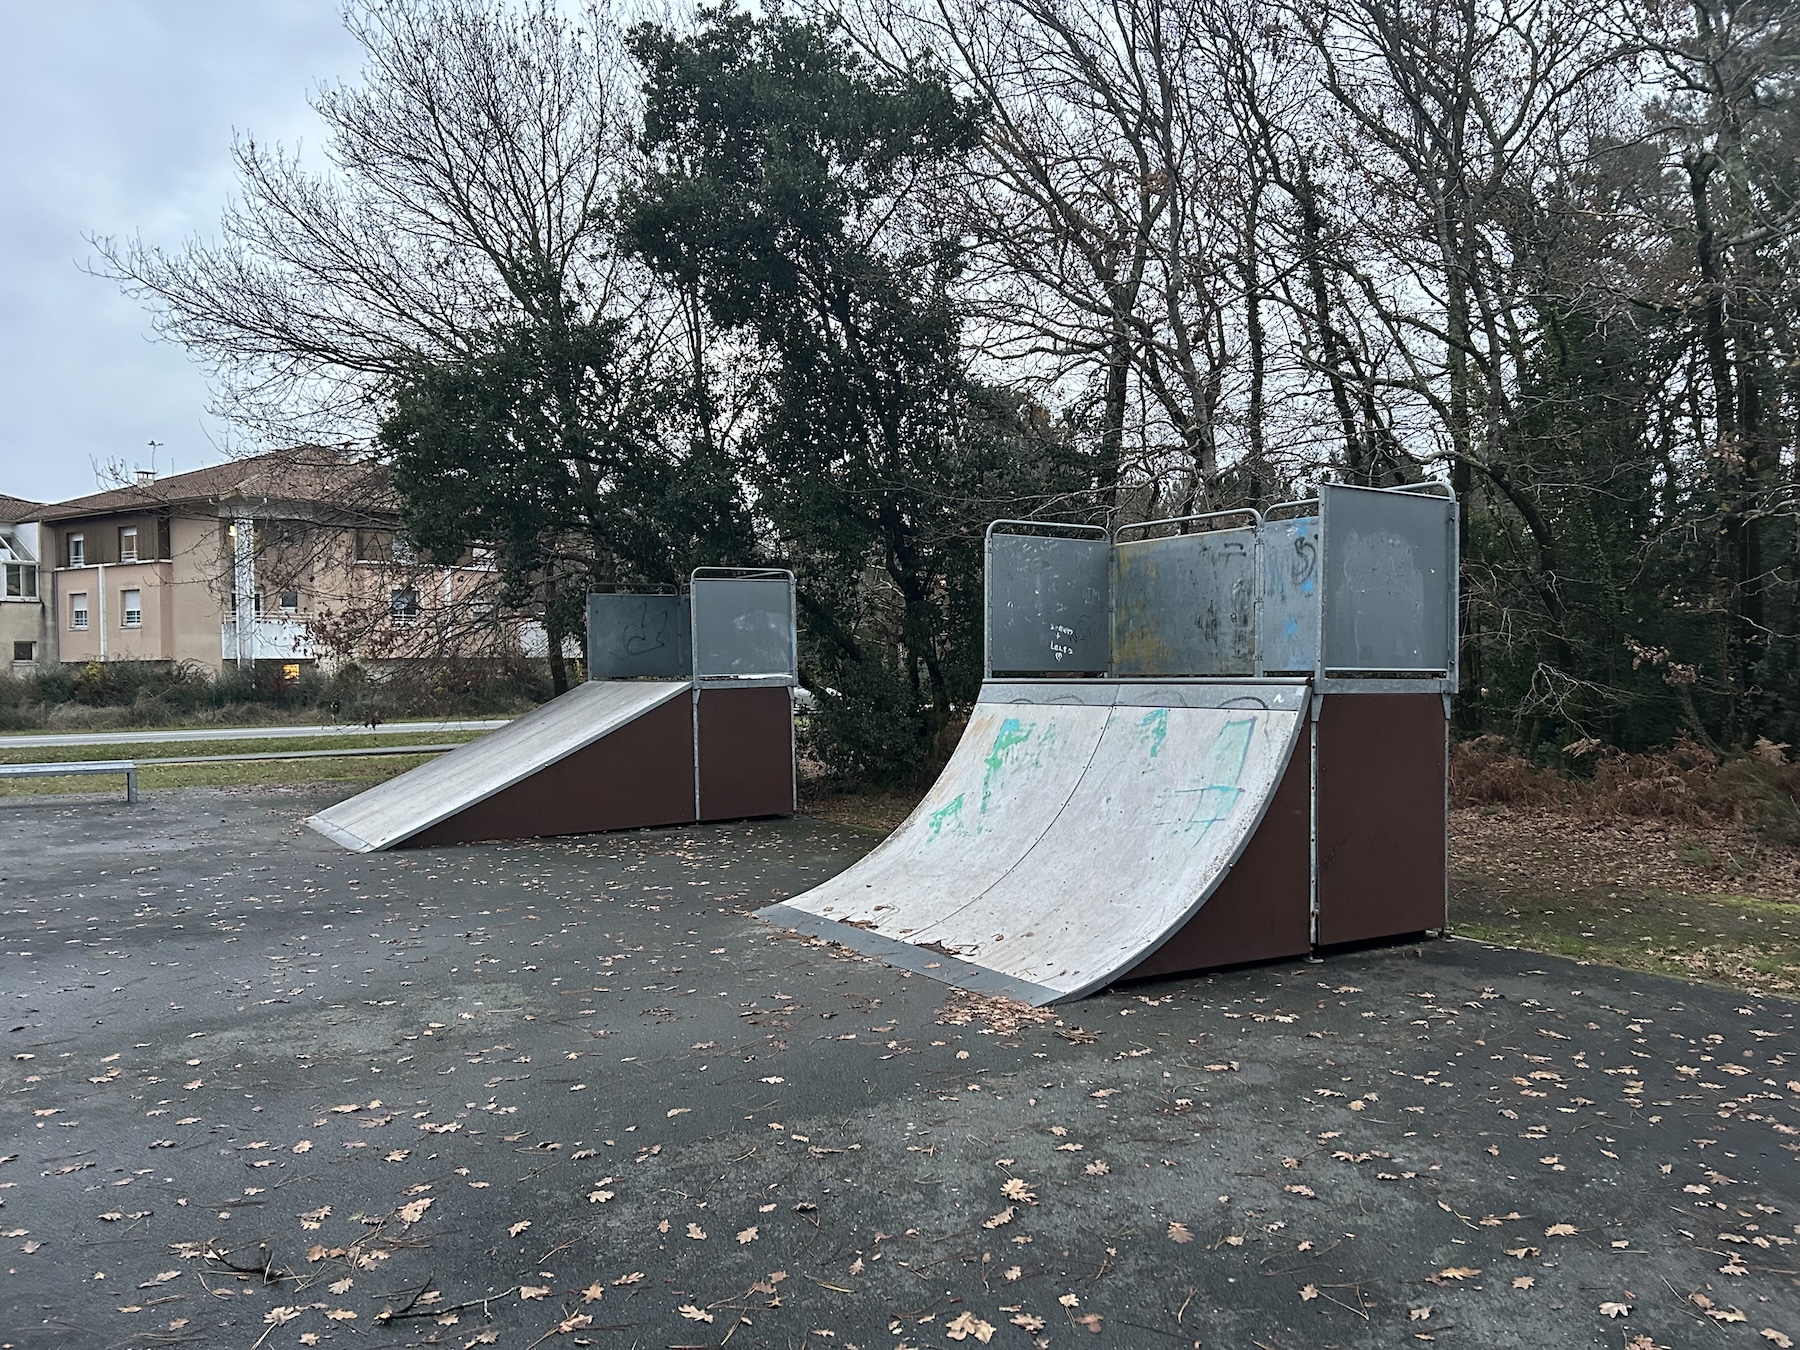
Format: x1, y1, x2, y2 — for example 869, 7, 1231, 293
760, 681, 1309, 1004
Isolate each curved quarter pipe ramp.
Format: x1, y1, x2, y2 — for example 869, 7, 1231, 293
761, 681, 1307, 1003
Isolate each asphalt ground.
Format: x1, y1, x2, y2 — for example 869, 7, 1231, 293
1, 787, 1797, 1350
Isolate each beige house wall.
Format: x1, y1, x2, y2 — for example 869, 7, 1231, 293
0, 600, 45, 667
168, 514, 228, 664
42, 503, 506, 671
50, 561, 174, 663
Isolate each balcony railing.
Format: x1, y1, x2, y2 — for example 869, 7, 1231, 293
220, 616, 315, 662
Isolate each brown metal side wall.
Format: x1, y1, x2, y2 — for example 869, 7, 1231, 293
1314, 692, 1446, 945
696, 685, 794, 822
1123, 720, 1313, 981
400, 694, 697, 848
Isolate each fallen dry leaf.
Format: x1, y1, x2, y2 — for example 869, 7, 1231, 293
396, 1198, 432, 1225
1600, 1301, 1631, 1318
1011, 1312, 1046, 1332
291, 1140, 312, 1155
1544, 1223, 1578, 1237
737, 1226, 759, 1245
1513, 1276, 1535, 1290
508, 1221, 531, 1237
582, 1283, 604, 1303
1167, 1221, 1193, 1244
519, 1286, 550, 1301
1073, 1313, 1103, 1333
981, 1207, 1015, 1229
945, 1310, 996, 1343
686, 1222, 706, 1240
678, 1304, 714, 1323
1001, 1178, 1036, 1204
1761, 1331, 1794, 1349
1299, 1284, 1319, 1301
1409, 1307, 1432, 1321
1435, 1267, 1481, 1281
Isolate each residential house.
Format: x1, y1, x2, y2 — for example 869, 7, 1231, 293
0, 494, 46, 671
35, 447, 504, 672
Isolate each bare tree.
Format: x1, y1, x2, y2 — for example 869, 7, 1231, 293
94, 0, 647, 443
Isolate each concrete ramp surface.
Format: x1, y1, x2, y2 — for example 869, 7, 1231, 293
763, 681, 1306, 1003
306, 680, 690, 852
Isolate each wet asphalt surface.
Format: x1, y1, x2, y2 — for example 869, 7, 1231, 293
1, 786, 1797, 1350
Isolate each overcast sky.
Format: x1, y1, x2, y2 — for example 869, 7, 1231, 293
0, 2, 363, 506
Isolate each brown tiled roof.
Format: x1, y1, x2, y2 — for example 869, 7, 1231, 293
35, 447, 395, 522
0, 493, 43, 525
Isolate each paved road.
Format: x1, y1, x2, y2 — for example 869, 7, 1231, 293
0, 718, 509, 750
1, 787, 1795, 1348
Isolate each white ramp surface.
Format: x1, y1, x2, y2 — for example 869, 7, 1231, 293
306, 680, 689, 852
763, 681, 1305, 1003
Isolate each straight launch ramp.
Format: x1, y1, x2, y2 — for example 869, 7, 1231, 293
306, 569, 799, 852
306, 679, 693, 852
760, 680, 1308, 1004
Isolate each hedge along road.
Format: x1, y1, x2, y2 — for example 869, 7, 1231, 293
0, 784, 1796, 1349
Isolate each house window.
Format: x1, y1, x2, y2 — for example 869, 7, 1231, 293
70, 592, 89, 629
280, 590, 300, 611
68, 533, 85, 567
355, 529, 393, 562
12, 641, 34, 662
4, 563, 36, 598
390, 588, 420, 625
281, 663, 301, 681
121, 588, 142, 627
120, 527, 139, 562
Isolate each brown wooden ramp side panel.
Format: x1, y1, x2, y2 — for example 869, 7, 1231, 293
400, 695, 697, 847
1122, 720, 1313, 981
697, 685, 794, 822
1315, 692, 1446, 945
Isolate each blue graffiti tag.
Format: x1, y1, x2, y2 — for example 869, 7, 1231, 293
1170, 716, 1256, 836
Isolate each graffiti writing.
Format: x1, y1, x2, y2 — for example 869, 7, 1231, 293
622, 601, 671, 656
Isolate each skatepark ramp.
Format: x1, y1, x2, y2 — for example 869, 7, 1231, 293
306, 570, 797, 851
763, 485, 1458, 1003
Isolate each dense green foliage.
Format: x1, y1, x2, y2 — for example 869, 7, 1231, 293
622, 8, 1084, 777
